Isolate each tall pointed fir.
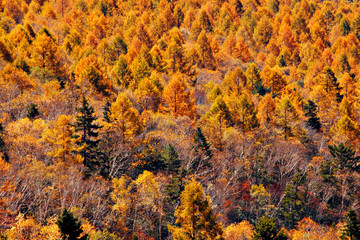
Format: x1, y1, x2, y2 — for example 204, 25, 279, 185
341, 209, 360, 240
57, 208, 88, 240
304, 100, 321, 131
73, 97, 104, 176
192, 127, 212, 171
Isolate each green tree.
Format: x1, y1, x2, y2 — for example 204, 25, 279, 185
253, 216, 288, 240
230, 94, 259, 133
103, 101, 111, 123
56, 208, 88, 240
328, 143, 360, 172
168, 179, 224, 240
112, 55, 132, 88
352, 14, 360, 41
27, 103, 40, 120
0, 123, 9, 162
73, 97, 104, 175
321, 67, 342, 103
0, 40, 12, 62
340, 17, 351, 36
341, 209, 360, 240
279, 172, 307, 229
192, 127, 212, 171
162, 144, 181, 174
246, 63, 266, 95
304, 100, 321, 131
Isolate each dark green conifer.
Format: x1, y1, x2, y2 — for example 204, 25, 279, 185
304, 100, 321, 131
0, 41, 12, 62
192, 127, 212, 170
162, 144, 181, 174
73, 97, 104, 175
27, 103, 40, 120
57, 208, 88, 240
341, 209, 360, 240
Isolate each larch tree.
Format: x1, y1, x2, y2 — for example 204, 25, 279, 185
228, 94, 259, 133
168, 179, 224, 240
136, 76, 162, 112
197, 30, 215, 70
222, 67, 249, 96
331, 97, 360, 144
75, 55, 112, 96
274, 95, 299, 139
41, 115, 83, 164
203, 96, 233, 150
261, 66, 287, 96
161, 73, 196, 119
254, 16, 273, 46
166, 28, 189, 74
257, 94, 276, 126
246, 63, 265, 95
112, 55, 132, 88
108, 93, 144, 144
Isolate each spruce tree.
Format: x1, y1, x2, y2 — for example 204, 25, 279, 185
328, 143, 360, 172
304, 100, 321, 131
253, 216, 289, 240
279, 172, 307, 229
103, 100, 111, 123
192, 127, 212, 171
27, 103, 40, 120
162, 144, 181, 174
57, 208, 88, 240
0, 123, 9, 162
73, 97, 104, 175
341, 209, 360, 240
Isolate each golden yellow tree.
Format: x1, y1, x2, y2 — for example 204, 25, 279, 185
168, 179, 224, 240
41, 115, 83, 164
161, 73, 196, 119
109, 93, 144, 143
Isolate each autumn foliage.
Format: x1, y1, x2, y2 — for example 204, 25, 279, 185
1, 0, 360, 238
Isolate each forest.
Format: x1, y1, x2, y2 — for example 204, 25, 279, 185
1, 0, 360, 238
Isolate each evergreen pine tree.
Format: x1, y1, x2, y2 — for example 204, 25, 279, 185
73, 97, 104, 176
328, 143, 360, 172
0, 123, 9, 162
56, 208, 88, 240
192, 127, 212, 171
0, 41, 12, 62
304, 100, 321, 131
162, 144, 181, 174
27, 103, 40, 120
103, 101, 111, 123
279, 172, 307, 229
341, 209, 360, 240
253, 216, 289, 240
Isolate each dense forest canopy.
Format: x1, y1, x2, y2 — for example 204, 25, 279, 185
1, 0, 360, 238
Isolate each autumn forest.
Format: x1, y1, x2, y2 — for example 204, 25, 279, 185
1, 0, 360, 238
